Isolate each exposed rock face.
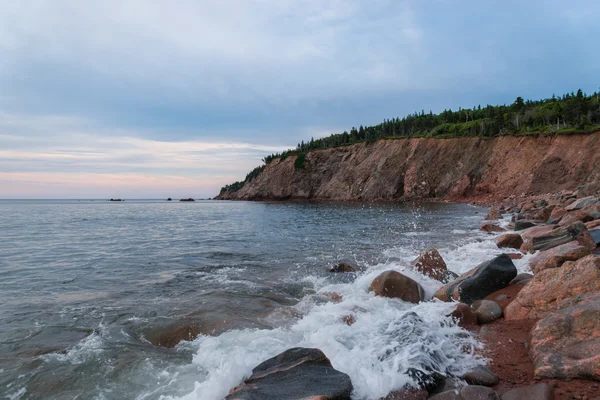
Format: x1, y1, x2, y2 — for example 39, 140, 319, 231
433, 254, 517, 305
528, 241, 591, 273
410, 249, 456, 283
328, 263, 356, 273
505, 255, 600, 320
226, 347, 352, 400
494, 233, 523, 249
217, 133, 600, 201
530, 294, 600, 380
369, 270, 425, 303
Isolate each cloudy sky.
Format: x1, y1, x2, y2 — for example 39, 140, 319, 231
1, 0, 599, 198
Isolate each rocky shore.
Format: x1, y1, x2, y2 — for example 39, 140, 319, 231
225, 184, 600, 400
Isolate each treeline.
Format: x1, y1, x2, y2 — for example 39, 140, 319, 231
218, 165, 264, 195
221, 89, 600, 194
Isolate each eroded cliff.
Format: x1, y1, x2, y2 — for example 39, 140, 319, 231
217, 133, 600, 202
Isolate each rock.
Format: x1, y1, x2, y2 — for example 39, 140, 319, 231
179, 198, 195, 202
528, 241, 591, 273
525, 221, 595, 253
463, 365, 499, 386
586, 220, 600, 230
411, 249, 456, 283
507, 253, 522, 260
429, 386, 499, 400
109, 198, 122, 201
530, 294, 600, 380
557, 210, 594, 226
449, 303, 478, 328
471, 300, 503, 324
590, 228, 600, 247
519, 225, 557, 243
582, 202, 600, 215
225, 347, 352, 400
533, 205, 555, 222
495, 233, 523, 249
480, 222, 505, 233
509, 273, 533, 285
547, 206, 567, 224
382, 388, 428, 400
433, 254, 517, 305
429, 378, 463, 396
514, 220, 538, 231
485, 208, 503, 220
369, 270, 424, 303
565, 195, 599, 211
500, 383, 554, 400
505, 255, 600, 320
167, 197, 172, 201
329, 263, 356, 273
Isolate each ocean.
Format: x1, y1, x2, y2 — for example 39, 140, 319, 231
0, 200, 532, 400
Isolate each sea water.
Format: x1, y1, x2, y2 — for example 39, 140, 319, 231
0, 200, 531, 400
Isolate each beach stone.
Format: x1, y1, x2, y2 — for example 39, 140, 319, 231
495, 233, 523, 249
471, 300, 503, 324
411, 249, 455, 283
433, 254, 517, 305
430, 386, 499, 400
485, 208, 503, 220
500, 383, 554, 400
565, 196, 599, 211
225, 347, 352, 400
558, 210, 594, 226
463, 365, 499, 386
547, 206, 567, 224
514, 220, 538, 231
369, 270, 424, 303
382, 388, 428, 400
525, 221, 595, 253
528, 241, 591, 273
531, 294, 600, 381
509, 273, 533, 285
449, 303, 478, 328
505, 255, 600, 320
480, 222, 505, 233
328, 263, 356, 273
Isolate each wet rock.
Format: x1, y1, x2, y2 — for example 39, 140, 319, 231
505, 255, 600, 320
528, 241, 591, 273
179, 198, 195, 202
225, 347, 352, 400
525, 221, 595, 253
429, 385, 499, 400
485, 208, 503, 220
565, 195, 599, 211
449, 303, 478, 328
411, 249, 456, 283
495, 233, 523, 249
382, 388, 428, 400
557, 210, 594, 226
429, 378, 463, 396
144, 321, 203, 348
507, 253, 522, 260
500, 383, 554, 400
463, 365, 499, 386
369, 270, 425, 303
433, 254, 517, 305
471, 300, 503, 324
547, 206, 567, 224
509, 273, 533, 285
406, 368, 446, 392
328, 263, 357, 273
514, 220, 538, 231
531, 294, 600, 381
480, 222, 505, 233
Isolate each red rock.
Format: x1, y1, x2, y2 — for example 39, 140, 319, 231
530, 293, 600, 380
557, 210, 594, 226
369, 270, 424, 303
448, 303, 478, 328
328, 263, 356, 273
533, 205, 556, 222
565, 195, 599, 211
411, 249, 455, 283
519, 224, 557, 243
586, 220, 600, 230
524, 221, 595, 253
480, 221, 505, 233
582, 202, 600, 215
485, 208, 503, 220
505, 255, 600, 320
528, 241, 591, 273
547, 206, 568, 224
495, 233, 523, 249
507, 253, 523, 260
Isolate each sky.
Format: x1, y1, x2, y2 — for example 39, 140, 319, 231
1, 0, 599, 199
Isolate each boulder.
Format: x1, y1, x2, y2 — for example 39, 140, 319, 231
167, 197, 172, 201
369, 270, 424, 303
547, 206, 567, 224
471, 300, 503, 324
530, 294, 600, 380
509, 273, 533, 285
429, 386, 499, 400
586, 220, 600, 230
582, 202, 600, 215
463, 365, 499, 386
500, 383, 554, 400
411, 249, 456, 283
528, 241, 591, 273
519, 225, 557, 243
524, 221, 595, 253
448, 303, 478, 328
485, 208, 503, 220
329, 263, 357, 273
225, 347, 352, 400
494, 233, 523, 249
533, 205, 555, 222
433, 254, 517, 305
557, 210, 594, 226
590, 228, 600, 247
480, 222, 505, 233
565, 195, 599, 211
514, 220, 538, 231
505, 255, 600, 320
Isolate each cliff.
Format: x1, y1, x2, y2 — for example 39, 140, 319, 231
217, 132, 600, 202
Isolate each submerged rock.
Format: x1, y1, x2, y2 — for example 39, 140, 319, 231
226, 347, 352, 400
411, 249, 456, 283
328, 263, 357, 273
433, 254, 517, 305
369, 270, 424, 303
480, 222, 505, 233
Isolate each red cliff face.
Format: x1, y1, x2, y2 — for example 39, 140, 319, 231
217, 132, 600, 202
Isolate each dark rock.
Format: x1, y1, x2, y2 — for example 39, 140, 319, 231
590, 228, 600, 247
495, 233, 523, 249
471, 300, 503, 324
167, 197, 172, 201
500, 383, 554, 400
449, 303, 478, 328
514, 220, 538, 231
433, 254, 517, 305
509, 273, 533, 285
225, 347, 352, 400
428, 378, 463, 396
463, 365, 499, 386
528, 241, 591, 273
109, 198, 122, 201
179, 198, 195, 202
369, 270, 425, 303
406, 367, 445, 392
329, 263, 356, 273
411, 249, 455, 283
